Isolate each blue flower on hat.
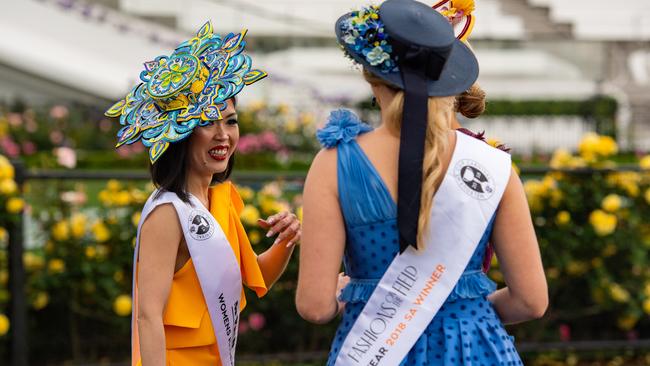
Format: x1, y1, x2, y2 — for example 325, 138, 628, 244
365, 46, 390, 66
339, 5, 398, 74
316, 109, 373, 148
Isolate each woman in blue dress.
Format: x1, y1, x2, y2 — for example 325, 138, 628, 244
296, 1, 548, 365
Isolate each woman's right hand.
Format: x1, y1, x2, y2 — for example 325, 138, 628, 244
335, 272, 350, 315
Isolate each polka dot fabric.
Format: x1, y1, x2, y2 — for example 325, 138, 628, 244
319, 113, 522, 365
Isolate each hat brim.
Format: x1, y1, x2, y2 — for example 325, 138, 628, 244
335, 12, 478, 97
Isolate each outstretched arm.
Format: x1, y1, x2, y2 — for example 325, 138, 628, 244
256, 211, 300, 287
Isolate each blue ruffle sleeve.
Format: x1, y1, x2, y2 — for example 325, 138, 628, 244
316, 109, 373, 148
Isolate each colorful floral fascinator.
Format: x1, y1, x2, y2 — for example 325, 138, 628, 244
338, 5, 397, 74
433, 0, 476, 41
105, 21, 267, 163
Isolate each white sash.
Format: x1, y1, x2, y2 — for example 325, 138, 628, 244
335, 131, 511, 365
134, 190, 242, 366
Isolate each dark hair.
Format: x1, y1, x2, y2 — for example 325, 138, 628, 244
150, 136, 236, 203
150, 97, 238, 203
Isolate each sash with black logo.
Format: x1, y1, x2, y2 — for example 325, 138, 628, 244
336, 131, 511, 365
133, 191, 242, 366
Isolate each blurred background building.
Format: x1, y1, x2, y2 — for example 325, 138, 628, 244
1, 0, 649, 151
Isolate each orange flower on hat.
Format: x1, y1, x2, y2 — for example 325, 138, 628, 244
441, 0, 475, 20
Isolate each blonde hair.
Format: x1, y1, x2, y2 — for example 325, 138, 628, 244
455, 83, 486, 119
363, 69, 455, 247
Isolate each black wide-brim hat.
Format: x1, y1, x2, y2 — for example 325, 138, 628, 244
335, 0, 478, 97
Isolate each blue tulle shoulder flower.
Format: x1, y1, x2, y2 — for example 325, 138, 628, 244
316, 109, 373, 148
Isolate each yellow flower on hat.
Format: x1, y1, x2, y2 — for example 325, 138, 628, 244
441, 0, 475, 18
113, 295, 132, 317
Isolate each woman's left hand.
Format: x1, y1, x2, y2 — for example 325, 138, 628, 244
258, 211, 301, 248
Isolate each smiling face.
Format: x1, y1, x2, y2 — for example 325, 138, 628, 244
187, 99, 239, 178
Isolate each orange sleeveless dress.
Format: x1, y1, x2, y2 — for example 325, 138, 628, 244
133, 182, 267, 365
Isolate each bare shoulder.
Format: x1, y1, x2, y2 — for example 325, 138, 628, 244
141, 203, 182, 238
307, 148, 337, 180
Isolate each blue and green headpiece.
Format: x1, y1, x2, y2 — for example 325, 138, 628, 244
105, 21, 267, 163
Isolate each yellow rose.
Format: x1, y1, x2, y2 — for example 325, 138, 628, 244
0, 227, 7, 242
96, 244, 109, 260
92, 221, 111, 242
240, 205, 260, 226
6, 197, 24, 214
23, 252, 45, 271
591, 258, 603, 268
601, 194, 622, 213
296, 206, 303, 222
85, 246, 97, 259
248, 230, 261, 245
132, 212, 141, 227
0, 313, 9, 336
555, 211, 571, 226
106, 179, 121, 192
52, 220, 70, 241
0, 155, 15, 180
48, 258, 66, 274
617, 314, 638, 330
549, 149, 573, 169
113, 191, 131, 206
640, 155, 650, 170
237, 186, 255, 202
70, 213, 87, 239
643, 299, 650, 315
113, 271, 125, 283
645, 283, 650, 297
98, 189, 112, 206
130, 189, 147, 204
645, 188, 650, 205
0, 179, 17, 195
113, 295, 132, 316
609, 283, 630, 303
32, 292, 49, 310
602, 243, 617, 257
589, 210, 617, 236
566, 261, 588, 276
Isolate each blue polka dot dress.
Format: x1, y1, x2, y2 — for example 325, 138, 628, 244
316, 110, 523, 366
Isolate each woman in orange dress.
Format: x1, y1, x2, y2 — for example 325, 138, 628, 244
105, 22, 300, 365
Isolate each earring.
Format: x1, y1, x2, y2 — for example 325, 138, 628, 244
371, 96, 377, 107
